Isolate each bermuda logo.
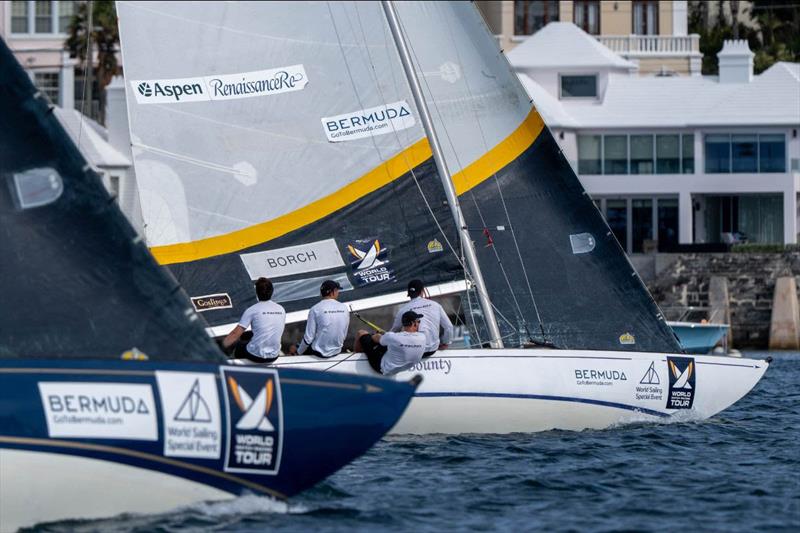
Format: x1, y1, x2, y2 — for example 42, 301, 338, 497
221, 368, 283, 474
348, 240, 385, 270
227, 375, 275, 431
666, 356, 696, 410
137, 82, 152, 97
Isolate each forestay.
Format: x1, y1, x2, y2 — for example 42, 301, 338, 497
119, 1, 681, 353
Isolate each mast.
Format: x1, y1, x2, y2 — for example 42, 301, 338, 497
381, 1, 504, 348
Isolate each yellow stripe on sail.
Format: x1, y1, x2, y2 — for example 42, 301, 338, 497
151, 107, 545, 265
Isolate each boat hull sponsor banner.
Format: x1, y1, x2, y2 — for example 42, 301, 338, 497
221, 367, 283, 475
346, 237, 396, 288
666, 356, 696, 409
130, 64, 308, 104
239, 238, 345, 280
321, 100, 415, 142
190, 293, 233, 312
38, 382, 157, 440
155, 372, 222, 459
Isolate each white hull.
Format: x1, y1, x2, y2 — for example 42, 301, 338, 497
0, 449, 233, 532
272, 349, 769, 434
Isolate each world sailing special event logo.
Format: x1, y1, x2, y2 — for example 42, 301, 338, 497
131, 64, 308, 105
635, 361, 663, 402
346, 237, 396, 287
155, 372, 221, 459
666, 356, 696, 409
221, 367, 283, 475
321, 100, 415, 142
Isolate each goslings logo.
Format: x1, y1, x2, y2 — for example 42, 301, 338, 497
221, 367, 283, 475
321, 100, 415, 142
666, 356, 696, 409
190, 293, 233, 312
130, 64, 308, 105
346, 237, 396, 287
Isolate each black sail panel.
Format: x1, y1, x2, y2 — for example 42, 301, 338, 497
460, 128, 683, 353
0, 39, 223, 362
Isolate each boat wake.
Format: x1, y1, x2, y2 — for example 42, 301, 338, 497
183, 493, 309, 517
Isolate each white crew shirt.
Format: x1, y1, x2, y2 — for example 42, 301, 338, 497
238, 300, 286, 359
297, 298, 350, 357
391, 297, 454, 352
379, 331, 426, 375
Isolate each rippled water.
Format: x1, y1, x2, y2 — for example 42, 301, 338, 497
32, 353, 799, 532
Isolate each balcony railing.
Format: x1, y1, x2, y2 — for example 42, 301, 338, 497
596, 34, 701, 56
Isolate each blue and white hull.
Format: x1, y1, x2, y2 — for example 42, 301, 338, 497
0, 359, 417, 531
273, 349, 768, 434
668, 321, 730, 354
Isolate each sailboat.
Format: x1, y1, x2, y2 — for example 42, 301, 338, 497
116, 1, 768, 435
0, 37, 419, 531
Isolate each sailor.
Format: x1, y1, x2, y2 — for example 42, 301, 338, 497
391, 279, 454, 357
222, 277, 286, 363
297, 279, 350, 358
354, 311, 426, 375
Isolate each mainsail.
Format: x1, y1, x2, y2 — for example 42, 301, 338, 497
118, 1, 681, 353
0, 38, 222, 361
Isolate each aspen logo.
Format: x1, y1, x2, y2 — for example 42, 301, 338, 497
666, 356, 696, 409
346, 237, 396, 287
38, 382, 157, 440
619, 332, 636, 345
322, 100, 415, 142
427, 239, 444, 254
190, 293, 233, 313
221, 367, 283, 475
130, 64, 307, 105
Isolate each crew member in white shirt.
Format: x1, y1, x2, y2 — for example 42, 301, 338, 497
222, 277, 286, 363
297, 279, 350, 358
354, 311, 426, 375
391, 279, 454, 357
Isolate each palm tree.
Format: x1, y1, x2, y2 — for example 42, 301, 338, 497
65, 1, 119, 125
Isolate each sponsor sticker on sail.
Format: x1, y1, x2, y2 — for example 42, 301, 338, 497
38, 382, 157, 440
130, 64, 308, 104
190, 293, 233, 313
346, 237, 396, 287
240, 239, 345, 280
666, 356, 696, 409
321, 100, 415, 142
221, 367, 283, 475
156, 372, 222, 459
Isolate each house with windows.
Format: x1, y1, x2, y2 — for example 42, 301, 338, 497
477, 0, 700, 76
509, 22, 800, 250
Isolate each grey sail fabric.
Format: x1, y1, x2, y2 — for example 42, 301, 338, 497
0, 38, 224, 361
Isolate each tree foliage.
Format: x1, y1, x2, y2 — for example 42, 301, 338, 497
689, 0, 799, 75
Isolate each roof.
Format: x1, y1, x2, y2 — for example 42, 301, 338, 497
54, 107, 131, 168
507, 22, 635, 71
515, 62, 800, 129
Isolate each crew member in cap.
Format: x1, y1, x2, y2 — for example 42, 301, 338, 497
297, 279, 350, 358
354, 310, 426, 375
222, 277, 286, 363
391, 279, 454, 356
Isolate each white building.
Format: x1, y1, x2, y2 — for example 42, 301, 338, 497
510, 22, 800, 251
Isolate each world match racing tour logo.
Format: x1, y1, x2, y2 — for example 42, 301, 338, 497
666, 356, 696, 410
131, 64, 308, 105
221, 368, 283, 475
346, 237, 396, 288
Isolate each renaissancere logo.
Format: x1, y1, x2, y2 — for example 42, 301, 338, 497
130, 64, 308, 105
321, 100, 415, 142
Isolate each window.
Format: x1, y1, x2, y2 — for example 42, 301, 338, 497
514, 0, 559, 35
35, 1, 53, 33
630, 135, 654, 174
12, 1, 29, 33
658, 198, 679, 252
578, 135, 601, 175
33, 72, 60, 104
633, 0, 659, 35
656, 134, 680, 174
560, 75, 597, 98
705, 135, 731, 173
606, 200, 628, 251
574, 1, 600, 35
632, 199, 653, 253
759, 134, 786, 172
682, 134, 694, 173
58, 0, 74, 32
705, 134, 785, 174
604, 135, 628, 174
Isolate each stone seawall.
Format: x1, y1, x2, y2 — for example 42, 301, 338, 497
645, 252, 800, 348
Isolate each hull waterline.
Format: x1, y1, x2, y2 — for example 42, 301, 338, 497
272, 349, 768, 434
0, 359, 418, 531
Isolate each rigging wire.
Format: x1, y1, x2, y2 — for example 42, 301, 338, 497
77, 0, 94, 152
